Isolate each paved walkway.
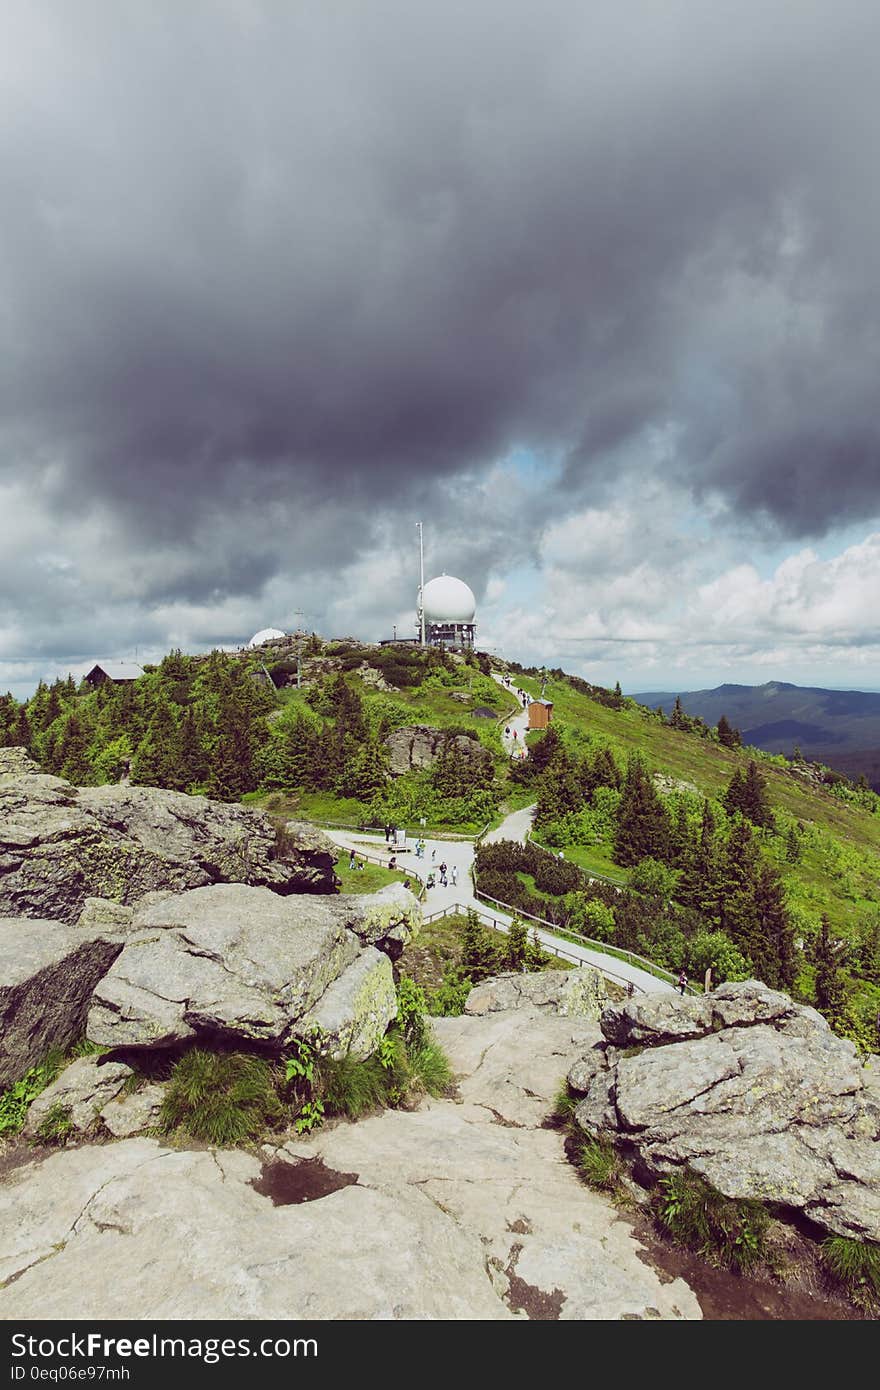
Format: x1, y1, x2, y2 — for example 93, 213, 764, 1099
323, 804, 675, 995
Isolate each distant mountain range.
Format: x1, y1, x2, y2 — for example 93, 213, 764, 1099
632, 680, 880, 789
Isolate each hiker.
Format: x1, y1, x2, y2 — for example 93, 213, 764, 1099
431, 848, 436, 862
626, 981, 635, 998
451, 864, 458, 887
505, 725, 511, 737
403, 878, 411, 891
348, 850, 357, 871
678, 969, 688, 996
513, 729, 518, 741
426, 871, 435, 889
389, 855, 397, 871
384, 823, 391, 843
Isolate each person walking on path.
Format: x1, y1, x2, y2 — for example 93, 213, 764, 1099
678, 969, 688, 996
451, 864, 459, 887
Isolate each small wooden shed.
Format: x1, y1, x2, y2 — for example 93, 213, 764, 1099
528, 699, 554, 730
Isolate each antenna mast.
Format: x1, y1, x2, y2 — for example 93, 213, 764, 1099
417, 521, 426, 647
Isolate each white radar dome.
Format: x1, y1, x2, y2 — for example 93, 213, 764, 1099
248, 627, 287, 648
421, 574, 476, 624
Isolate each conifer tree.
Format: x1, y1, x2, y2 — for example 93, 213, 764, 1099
811, 915, 849, 1022
716, 714, 741, 749
460, 910, 501, 982
613, 754, 671, 866
505, 916, 529, 971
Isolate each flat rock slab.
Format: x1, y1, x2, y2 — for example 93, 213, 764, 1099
23, 1057, 132, 1138
465, 968, 606, 1020
0, 1007, 700, 1320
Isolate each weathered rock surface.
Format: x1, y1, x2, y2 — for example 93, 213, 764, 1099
570, 980, 880, 1242
99, 1083, 165, 1137
465, 968, 606, 1021
384, 726, 490, 777
0, 922, 123, 1086
295, 946, 397, 1059
0, 752, 337, 924
0, 1007, 700, 1320
76, 898, 136, 934
23, 1057, 132, 1138
87, 882, 420, 1052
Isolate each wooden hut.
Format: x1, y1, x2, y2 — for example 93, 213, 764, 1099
528, 699, 554, 730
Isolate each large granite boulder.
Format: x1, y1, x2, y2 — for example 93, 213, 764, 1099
0, 921, 123, 1087
87, 882, 420, 1053
569, 980, 880, 1242
465, 968, 606, 1021
0, 751, 337, 924
295, 946, 398, 1059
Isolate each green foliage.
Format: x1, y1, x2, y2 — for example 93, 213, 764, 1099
425, 967, 473, 1016
395, 975, 428, 1049
821, 1236, 880, 1305
654, 1171, 769, 1272
160, 1050, 284, 1146
578, 1136, 620, 1192
406, 1037, 454, 1098
614, 754, 672, 867
505, 916, 529, 970
553, 1081, 578, 1124
628, 856, 678, 901
317, 1051, 392, 1119
0, 1053, 64, 1138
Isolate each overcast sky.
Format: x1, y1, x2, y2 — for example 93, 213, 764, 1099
3, 0, 880, 700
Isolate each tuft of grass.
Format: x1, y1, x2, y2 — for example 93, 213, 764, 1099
578, 1135, 620, 1191
160, 1050, 284, 1146
654, 1170, 769, 1273
317, 1052, 392, 1120
406, 1038, 453, 1098
821, 1236, 880, 1306
35, 1103, 74, 1146
552, 1080, 578, 1126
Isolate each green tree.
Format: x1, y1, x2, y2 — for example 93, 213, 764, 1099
613, 755, 671, 866
716, 714, 741, 749
505, 917, 529, 970
132, 700, 180, 788
811, 915, 849, 1022
460, 910, 501, 983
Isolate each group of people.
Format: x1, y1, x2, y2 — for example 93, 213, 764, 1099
348, 850, 365, 872
425, 859, 458, 891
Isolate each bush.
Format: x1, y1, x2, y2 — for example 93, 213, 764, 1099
654, 1171, 769, 1272
160, 1050, 284, 1145
317, 1051, 393, 1120
426, 968, 472, 1016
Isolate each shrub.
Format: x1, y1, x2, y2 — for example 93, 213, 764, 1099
160, 1050, 284, 1146
426, 969, 472, 1016
821, 1236, 880, 1305
654, 1171, 769, 1272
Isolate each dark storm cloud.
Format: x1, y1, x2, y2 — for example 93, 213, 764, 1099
2, 0, 880, 635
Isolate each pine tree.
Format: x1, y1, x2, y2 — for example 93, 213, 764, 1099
811, 916, 849, 1023
613, 755, 671, 866
505, 917, 529, 971
716, 714, 740, 748
723, 768, 747, 818
669, 695, 688, 731
752, 863, 797, 989
784, 824, 801, 863
58, 711, 91, 783
741, 760, 774, 829
132, 700, 180, 788
460, 910, 501, 982
177, 707, 207, 789
677, 799, 719, 917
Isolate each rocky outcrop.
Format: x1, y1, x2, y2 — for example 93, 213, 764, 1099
99, 1083, 165, 1138
569, 981, 880, 1242
295, 946, 398, 1059
0, 1007, 700, 1320
0, 752, 337, 923
23, 1057, 132, 1138
0, 921, 123, 1087
384, 726, 488, 777
87, 882, 420, 1053
465, 968, 606, 1021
